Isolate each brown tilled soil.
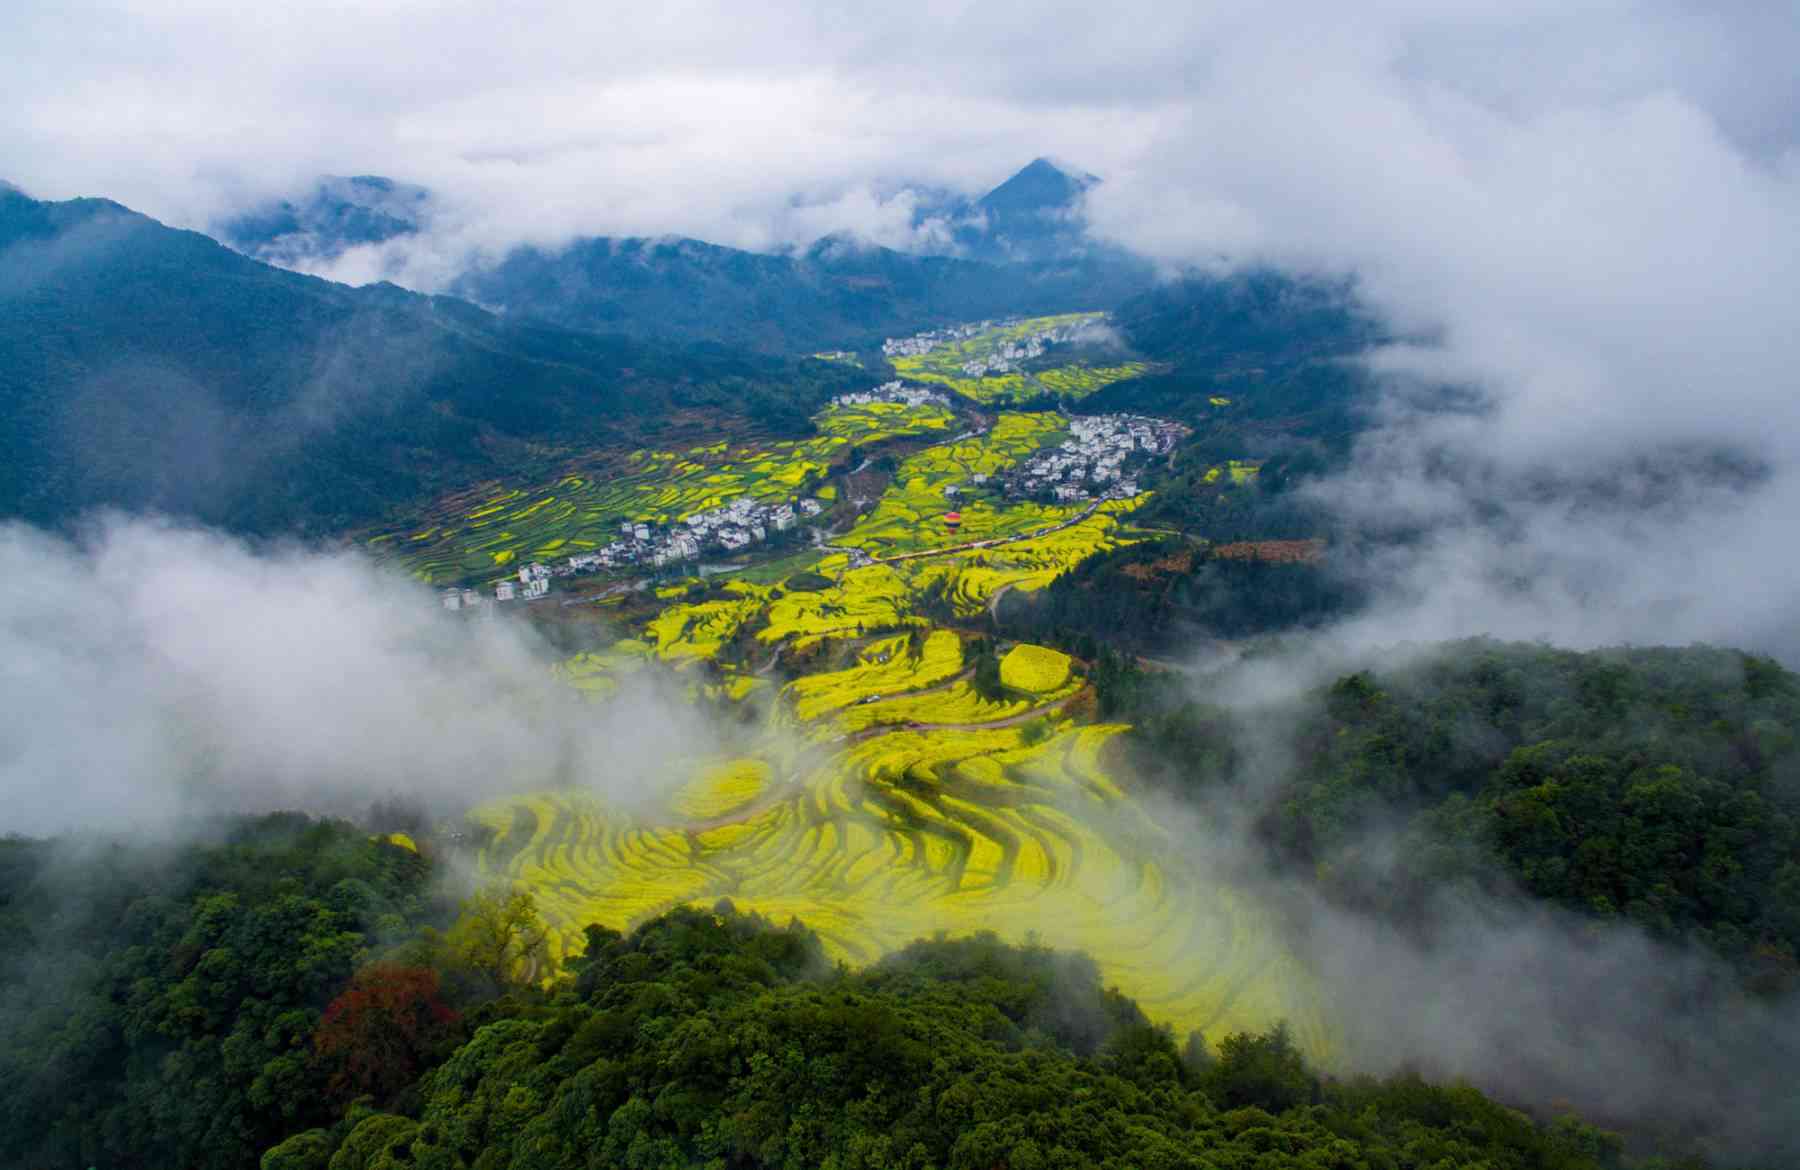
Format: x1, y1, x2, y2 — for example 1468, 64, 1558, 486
1208, 539, 1327, 565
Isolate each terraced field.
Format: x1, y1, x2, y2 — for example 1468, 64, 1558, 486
370, 400, 954, 584
458, 388, 1328, 1056
887, 313, 1155, 404
836, 412, 1073, 556
470, 705, 1328, 1054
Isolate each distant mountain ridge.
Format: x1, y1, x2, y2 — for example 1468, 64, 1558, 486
198, 160, 1139, 354
0, 188, 861, 536
449, 230, 1151, 354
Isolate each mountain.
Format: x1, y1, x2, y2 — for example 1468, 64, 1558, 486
450, 228, 1152, 354
0, 188, 861, 535
214, 174, 431, 267
953, 156, 1102, 262
1091, 269, 1386, 440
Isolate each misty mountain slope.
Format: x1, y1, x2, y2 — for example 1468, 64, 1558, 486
1108, 639, 1800, 979
0, 188, 861, 535
214, 173, 431, 267
1084, 269, 1386, 443
449, 226, 1153, 355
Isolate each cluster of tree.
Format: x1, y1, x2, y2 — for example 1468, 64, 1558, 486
997, 535, 1363, 654
1268, 643, 1800, 982
264, 904, 1644, 1170
1103, 640, 1800, 987
1086, 269, 1383, 447
0, 815, 439, 1170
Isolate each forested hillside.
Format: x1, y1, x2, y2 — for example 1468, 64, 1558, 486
0, 818, 1643, 1170
451, 233, 1152, 355
1104, 640, 1800, 984
1089, 270, 1384, 446
0, 189, 862, 535
0, 817, 442, 1170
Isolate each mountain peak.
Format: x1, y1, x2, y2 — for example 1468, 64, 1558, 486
979, 157, 1099, 217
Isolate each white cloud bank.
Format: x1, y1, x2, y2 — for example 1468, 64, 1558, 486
0, 517, 718, 836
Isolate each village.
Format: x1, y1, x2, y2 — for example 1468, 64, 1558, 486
879, 319, 995, 359
828, 380, 951, 410
441, 492, 828, 612
997, 412, 1188, 503
880, 316, 1101, 377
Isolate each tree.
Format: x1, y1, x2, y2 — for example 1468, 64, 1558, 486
442, 885, 551, 990
313, 963, 460, 1104
1200, 1022, 1315, 1112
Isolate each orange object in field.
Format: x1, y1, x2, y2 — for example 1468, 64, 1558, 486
943, 511, 962, 529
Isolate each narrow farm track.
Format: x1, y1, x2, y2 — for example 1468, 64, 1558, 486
987, 583, 1013, 620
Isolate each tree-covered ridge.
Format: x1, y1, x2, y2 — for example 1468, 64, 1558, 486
447, 229, 1152, 357
0, 188, 863, 536
1091, 270, 1385, 448
272, 904, 1635, 1170
0, 816, 1667, 1170
1103, 640, 1800, 982
1278, 643, 1800, 972
0, 815, 438, 1170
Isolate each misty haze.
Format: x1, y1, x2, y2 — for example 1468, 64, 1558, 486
2, 3, 1797, 1168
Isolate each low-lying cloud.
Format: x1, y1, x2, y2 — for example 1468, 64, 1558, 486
0, 516, 718, 837
1159, 643, 1800, 1164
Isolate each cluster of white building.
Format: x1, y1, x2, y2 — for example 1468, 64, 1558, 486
880, 318, 1099, 377
440, 560, 552, 610
881, 320, 996, 359
1004, 414, 1188, 503
830, 381, 951, 410
574, 494, 830, 571
443, 494, 833, 609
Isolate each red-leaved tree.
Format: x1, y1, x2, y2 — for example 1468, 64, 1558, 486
313, 963, 460, 1103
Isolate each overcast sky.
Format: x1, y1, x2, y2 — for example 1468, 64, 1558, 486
5, 0, 1800, 656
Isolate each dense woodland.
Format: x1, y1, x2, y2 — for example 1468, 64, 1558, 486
1099, 641, 1800, 988
1, 818, 1659, 1170
996, 534, 1362, 651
